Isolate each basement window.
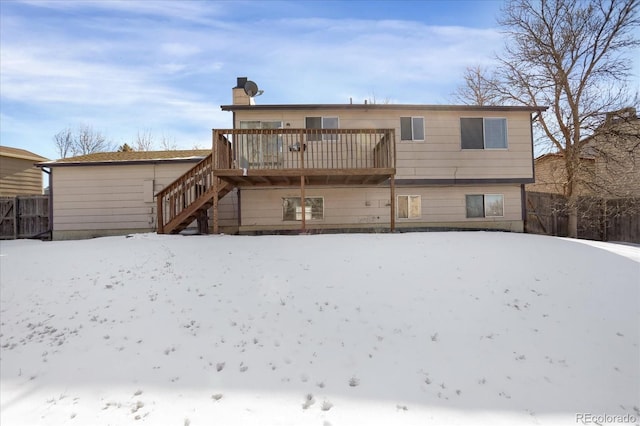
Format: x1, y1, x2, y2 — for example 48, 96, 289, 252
283, 197, 324, 221
397, 195, 421, 219
466, 194, 504, 218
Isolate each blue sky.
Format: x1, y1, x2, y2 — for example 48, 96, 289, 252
1, 0, 637, 160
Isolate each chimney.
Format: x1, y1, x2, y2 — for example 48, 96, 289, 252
232, 76, 254, 105
605, 107, 637, 125
235, 77, 247, 88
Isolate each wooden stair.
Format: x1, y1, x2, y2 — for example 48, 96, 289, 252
156, 153, 233, 234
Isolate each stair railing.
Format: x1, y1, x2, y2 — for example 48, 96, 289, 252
156, 153, 213, 233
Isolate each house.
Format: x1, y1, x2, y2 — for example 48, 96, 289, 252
0, 146, 48, 196
0, 146, 49, 239
157, 77, 546, 235
37, 150, 237, 240
527, 107, 640, 199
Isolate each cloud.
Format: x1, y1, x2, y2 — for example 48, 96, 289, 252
161, 43, 202, 57
1, 1, 504, 158
18, 0, 224, 24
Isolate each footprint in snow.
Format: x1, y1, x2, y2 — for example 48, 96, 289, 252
302, 393, 315, 409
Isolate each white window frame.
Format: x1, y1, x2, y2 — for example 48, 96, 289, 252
483, 194, 504, 217
465, 194, 504, 218
400, 116, 425, 141
460, 117, 508, 149
238, 120, 284, 167
283, 197, 324, 221
397, 195, 421, 219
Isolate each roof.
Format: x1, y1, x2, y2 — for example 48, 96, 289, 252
535, 152, 595, 162
221, 103, 548, 112
38, 149, 211, 167
0, 146, 49, 162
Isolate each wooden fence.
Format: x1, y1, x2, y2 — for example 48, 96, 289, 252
525, 191, 640, 243
0, 196, 50, 240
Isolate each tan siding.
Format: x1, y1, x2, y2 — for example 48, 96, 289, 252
232, 108, 534, 181
239, 184, 523, 232
526, 156, 595, 196
52, 163, 237, 236
0, 156, 44, 196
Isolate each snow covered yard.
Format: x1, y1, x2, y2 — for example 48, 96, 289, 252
1, 231, 638, 426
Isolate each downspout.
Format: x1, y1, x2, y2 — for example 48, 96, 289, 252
33, 166, 53, 240
233, 110, 242, 231
524, 112, 541, 233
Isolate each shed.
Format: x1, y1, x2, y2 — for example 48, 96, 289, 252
37, 150, 238, 240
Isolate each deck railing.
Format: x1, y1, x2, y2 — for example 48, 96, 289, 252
213, 128, 395, 171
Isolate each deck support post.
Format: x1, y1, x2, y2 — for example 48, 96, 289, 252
212, 177, 219, 234
299, 130, 306, 233
300, 175, 306, 233
157, 192, 164, 234
212, 129, 219, 234
390, 175, 395, 232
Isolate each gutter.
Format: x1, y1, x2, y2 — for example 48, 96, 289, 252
37, 157, 207, 168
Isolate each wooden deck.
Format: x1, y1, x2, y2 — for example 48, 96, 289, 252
157, 128, 396, 234
212, 128, 395, 186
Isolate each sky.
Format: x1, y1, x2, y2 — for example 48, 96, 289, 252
0, 0, 638, 161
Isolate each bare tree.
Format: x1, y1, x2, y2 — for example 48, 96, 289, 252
160, 133, 178, 150
493, 0, 639, 237
366, 92, 392, 105
53, 127, 74, 159
452, 65, 502, 106
73, 125, 113, 156
53, 125, 113, 158
135, 130, 155, 151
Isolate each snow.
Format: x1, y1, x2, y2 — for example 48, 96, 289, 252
1, 231, 638, 426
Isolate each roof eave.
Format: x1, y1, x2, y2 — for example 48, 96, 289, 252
37, 157, 207, 168
1, 152, 49, 162
221, 104, 549, 112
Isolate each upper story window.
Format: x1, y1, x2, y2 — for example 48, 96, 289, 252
306, 116, 339, 141
460, 118, 507, 149
400, 117, 425, 141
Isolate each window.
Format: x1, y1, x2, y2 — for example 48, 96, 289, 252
238, 121, 283, 167
465, 194, 504, 218
461, 118, 507, 149
400, 117, 425, 141
306, 116, 339, 141
283, 197, 324, 221
397, 195, 421, 219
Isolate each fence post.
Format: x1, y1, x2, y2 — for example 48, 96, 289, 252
13, 197, 18, 239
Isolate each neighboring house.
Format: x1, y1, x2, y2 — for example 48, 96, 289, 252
37, 150, 237, 240
527, 107, 640, 199
526, 153, 595, 196
157, 77, 546, 235
0, 146, 48, 196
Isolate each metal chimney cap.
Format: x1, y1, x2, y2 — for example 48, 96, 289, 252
235, 77, 248, 89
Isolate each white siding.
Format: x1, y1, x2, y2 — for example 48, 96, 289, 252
239, 185, 524, 232
52, 163, 237, 238
232, 108, 535, 180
